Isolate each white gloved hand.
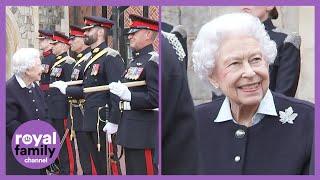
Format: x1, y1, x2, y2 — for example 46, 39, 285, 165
51, 80, 67, 94
103, 122, 118, 135
109, 81, 131, 101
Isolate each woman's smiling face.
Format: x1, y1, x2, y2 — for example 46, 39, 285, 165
210, 35, 270, 106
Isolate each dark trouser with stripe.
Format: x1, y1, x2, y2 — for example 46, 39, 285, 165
52, 119, 76, 175
125, 148, 158, 175
77, 132, 121, 175
86, 131, 107, 175
107, 135, 122, 175
76, 131, 95, 175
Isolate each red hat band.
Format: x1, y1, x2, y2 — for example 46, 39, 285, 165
101, 23, 113, 29
131, 21, 158, 31
53, 36, 69, 44
70, 29, 84, 37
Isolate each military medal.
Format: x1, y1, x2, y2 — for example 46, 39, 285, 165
50, 68, 56, 76
71, 69, 80, 80
42, 64, 50, 73
55, 68, 62, 77
50, 67, 61, 77
134, 67, 144, 79
124, 67, 133, 79
125, 67, 144, 80
91, 64, 100, 76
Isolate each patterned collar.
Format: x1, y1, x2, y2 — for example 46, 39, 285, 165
161, 31, 186, 61
214, 89, 278, 125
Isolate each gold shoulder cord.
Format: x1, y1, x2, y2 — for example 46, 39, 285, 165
69, 101, 76, 141
73, 53, 90, 69
84, 48, 108, 73
68, 99, 85, 142
52, 56, 68, 70
97, 106, 107, 152
79, 101, 85, 115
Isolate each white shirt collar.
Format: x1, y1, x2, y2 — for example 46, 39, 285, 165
256, 89, 278, 116
15, 75, 35, 89
214, 96, 233, 123
214, 89, 278, 124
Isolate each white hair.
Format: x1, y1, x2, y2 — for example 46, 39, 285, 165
192, 13, 277, 93
11, 48, 40, 76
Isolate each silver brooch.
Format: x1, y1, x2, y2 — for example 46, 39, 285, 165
279, 107, 298, 124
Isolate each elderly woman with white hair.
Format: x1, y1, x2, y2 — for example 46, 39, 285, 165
6, 48, 49, 175
193, 13, 314, 175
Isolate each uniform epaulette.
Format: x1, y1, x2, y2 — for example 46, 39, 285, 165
272, 28, 301, 49
161, 31, 186, 61
65, 56, 76, 64
284, 33, 301, 49
148, 51, 159, 64
106, 47, 120, 57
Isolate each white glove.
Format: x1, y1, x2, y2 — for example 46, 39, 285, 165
51, 80, 67, 94
109, 81, 131, 101
103, 122, 118, 135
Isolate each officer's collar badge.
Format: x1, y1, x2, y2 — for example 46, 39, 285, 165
93, 48, 100, 53
77, 53, 83, 58
134, 52, 140, 57
279, 107, 297, 124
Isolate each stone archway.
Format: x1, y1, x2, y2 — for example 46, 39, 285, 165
6, 7, 21, 80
